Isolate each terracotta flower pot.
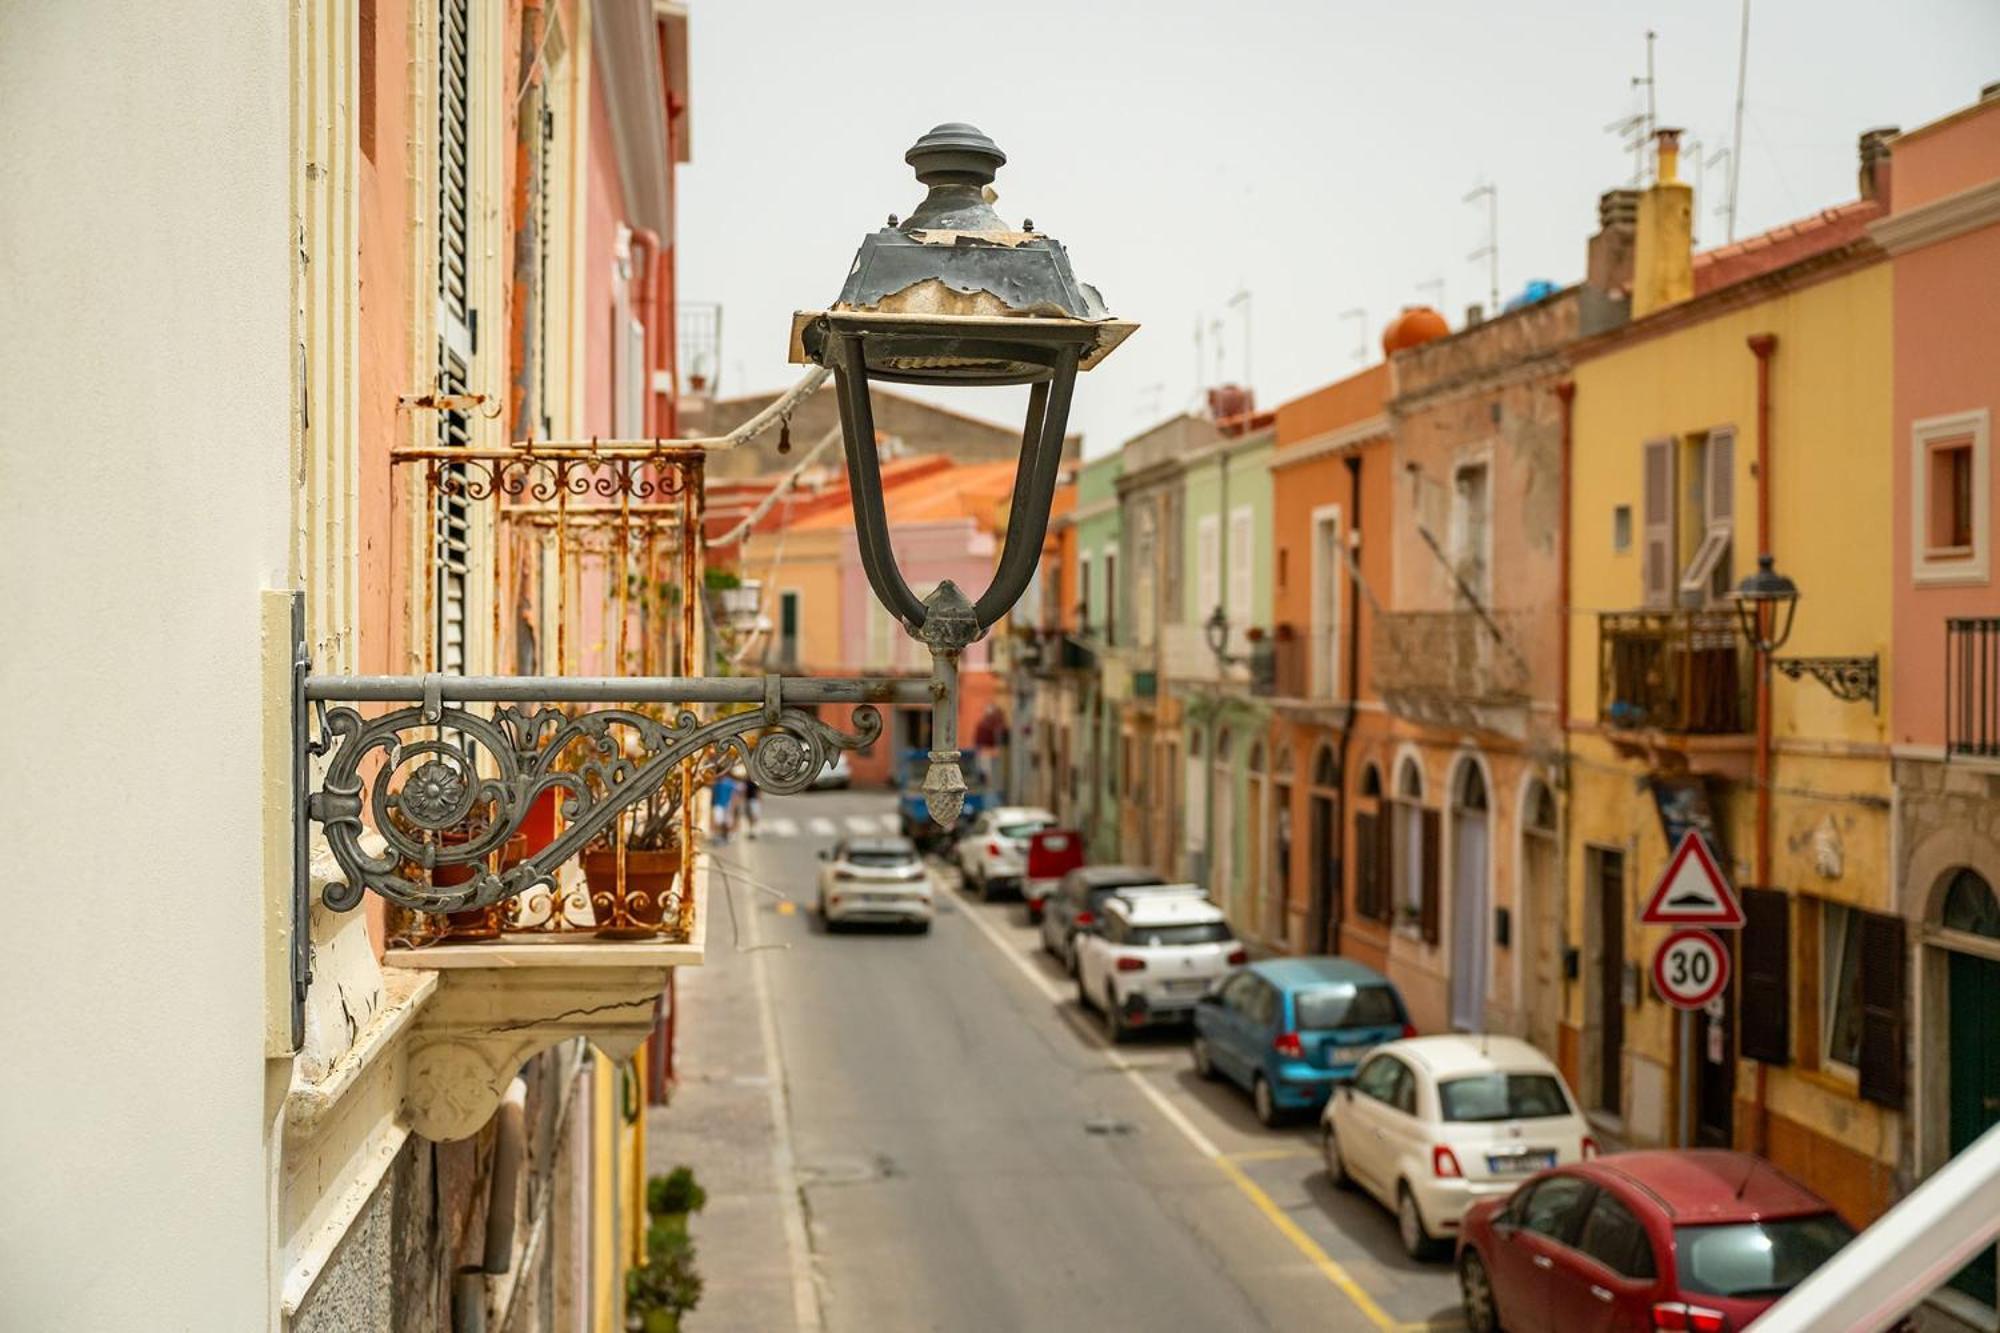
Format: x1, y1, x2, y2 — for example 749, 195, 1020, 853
434, 830, 511, 942
584, 847, 681, 939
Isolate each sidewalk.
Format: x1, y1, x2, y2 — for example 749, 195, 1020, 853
645, 897, 812, 1332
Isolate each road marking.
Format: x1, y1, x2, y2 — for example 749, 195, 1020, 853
949, 883, 1404, 1332
806, 817, 837, 837
843, 815, 880, 834
876, 813, 900, 832
744, 861, 825, 1331
764, 816, 800, 839
1221, 1147, 1318, 1164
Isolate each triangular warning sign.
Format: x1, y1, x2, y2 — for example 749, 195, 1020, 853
1640, 832, 1744, 927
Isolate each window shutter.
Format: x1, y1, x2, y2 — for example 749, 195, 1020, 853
1857, 911, 1907, 1109
1420, 807, 1442, 944
1374, 807, 1395, 923
1355, 811, 1379, 921
1642, 439, 1675, 610
1706, 429, 1735, 528
1739, 888, 1791, 1064
434, 0, 473, 675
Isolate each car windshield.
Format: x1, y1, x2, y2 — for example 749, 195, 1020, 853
999, 819, 1052, 839
1295, 985, 1402, 1031
1437, 1073, 1573, 1122
1673, 1214, 1856, 1299
1125, 922, 1232, 947
846, 849, 917, 869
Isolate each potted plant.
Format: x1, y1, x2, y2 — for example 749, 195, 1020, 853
626, 1167, 705, 1331
584, 790, 682, 939
387, 800, 508, 943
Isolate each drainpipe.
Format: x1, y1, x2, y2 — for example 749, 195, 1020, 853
451, 1077, 529, 1333
1554, 381, 1576, 728
1747, 331, 1777, 1155
629, 228, 662, 436
1333, 452, 1364, 954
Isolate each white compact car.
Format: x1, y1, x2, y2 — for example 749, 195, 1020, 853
953, 805, 1056, 898
816, 836, 933, 931
809, 751, 852, 790
1074, 887, 1245, 1041
1320, 1035, 1596, 1260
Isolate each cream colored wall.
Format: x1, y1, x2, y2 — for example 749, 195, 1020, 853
0, 5, 295, 1328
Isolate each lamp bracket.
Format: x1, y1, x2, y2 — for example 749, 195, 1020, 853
1772, 654, 1879, 711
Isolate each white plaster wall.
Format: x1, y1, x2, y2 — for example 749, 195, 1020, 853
0, 4, 292, 1327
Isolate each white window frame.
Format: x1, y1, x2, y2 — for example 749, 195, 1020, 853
1678, 526, 1732, 602
1227, 504, 1253, 625
1449, 453, 1494, 604
1820, 901, 1863, 1076
1195, 513, 1221, 620
1911, 409, 1990, 586
1309, 503, 1343, 699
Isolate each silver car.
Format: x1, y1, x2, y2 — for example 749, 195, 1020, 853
1039, 865, 1166, 974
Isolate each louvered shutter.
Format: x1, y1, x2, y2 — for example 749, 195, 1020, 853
1857, 911, 1908, 1109
1739, 887, 1791, 1064
1420, 808, 1442, 944
434, 0, 472, 674
1705, 429, 1736, 601
1228, 508, 1253, 628
1355, 811, 1379, 922
1642, 439, 1675, 610
1375, 809, 1395, 923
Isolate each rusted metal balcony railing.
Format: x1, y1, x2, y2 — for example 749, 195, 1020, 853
1374, 610, 1532, 705
1599, 610, 1748, 735
1947, 617, 2000, 759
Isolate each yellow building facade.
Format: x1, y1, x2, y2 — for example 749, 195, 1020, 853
1565, 178, 1899, 1226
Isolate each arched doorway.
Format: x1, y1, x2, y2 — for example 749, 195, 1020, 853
1245, 740, 1268, 935
1308, 744, 1341, 953
1211, 728, 1235, 906
1395, 756, 1428, 930
1520, 779, 1560, 1050
1938, 869, 2000, 1307
1271, 745, 1295, 947
1449, 757, 1491, 1032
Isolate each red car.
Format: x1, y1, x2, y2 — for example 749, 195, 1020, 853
1455, 1150, 1855, 1332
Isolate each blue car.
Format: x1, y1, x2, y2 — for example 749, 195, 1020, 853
1192, 957, 1414, 1127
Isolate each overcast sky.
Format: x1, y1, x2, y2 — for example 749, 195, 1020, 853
675, 0, 2000, 458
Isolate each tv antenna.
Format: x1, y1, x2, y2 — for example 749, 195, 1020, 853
1725, 0, 1752, 241
1464, 182, 1499, 315
1339, 307, 1367, 367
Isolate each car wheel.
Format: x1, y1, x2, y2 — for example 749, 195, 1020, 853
1076, 972, 1093, 1013
1063, 938, 1079, 976
1398, 1184, 1443, 1261
911, 920, 932, 936
1458, 1249, 1499, 1333
1321, 1124, 1350, 1189
1253, 1075, 1280, 1127
1103, 989, 1128, 1044
1191, 1035, 1217, 1080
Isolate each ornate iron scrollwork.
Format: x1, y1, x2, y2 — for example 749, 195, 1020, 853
307, 697, 881, 914
1772, 654, 1880, 710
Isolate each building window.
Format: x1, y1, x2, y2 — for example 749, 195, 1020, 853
777, 590, 801, 669
1613, 504, 1632, 553
1449, 462, 1491, 603
1913, 410, 1990, 584
1103, 548, 1118, 647
1640, 428, 1736, 609
1821, 902, 1863, 1071
1077, 551, 1092, 632
1196, 513, 1221, 622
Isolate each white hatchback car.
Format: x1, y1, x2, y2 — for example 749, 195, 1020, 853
1320, 1035, 1595, 1259
953, 805, 1056, 898
816, 836, 933, 931
1075, 887, 1245, 1041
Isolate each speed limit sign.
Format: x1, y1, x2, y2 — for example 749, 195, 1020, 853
1652, 929, 1730, 1010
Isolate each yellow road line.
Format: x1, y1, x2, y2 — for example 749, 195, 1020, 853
949, 881, 1427, 1332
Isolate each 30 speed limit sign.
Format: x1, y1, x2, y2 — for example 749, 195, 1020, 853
1652, 929, 1730, 1010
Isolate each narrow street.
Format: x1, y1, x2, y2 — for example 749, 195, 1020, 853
654, 791, 1463, 1332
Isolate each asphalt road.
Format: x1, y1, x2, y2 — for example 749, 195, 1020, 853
690, 790, 1464, 1333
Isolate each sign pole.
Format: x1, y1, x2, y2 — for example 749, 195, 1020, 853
1678, 1008, 1694, 1149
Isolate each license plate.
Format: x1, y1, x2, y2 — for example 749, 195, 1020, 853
1333, 1043, 1375, 1067
1486, 1151, 1556, 1175
1164, 978, 1209, 995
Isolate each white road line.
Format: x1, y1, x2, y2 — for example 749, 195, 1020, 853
746, 872, 826, 1332
876, 813, 900, 833
806, 817, 837, 838
948, 883, 1221, 1159
764, 816, 800, 839
843, 815, 880, 835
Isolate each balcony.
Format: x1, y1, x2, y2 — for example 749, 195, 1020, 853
1374, 610, 1533, 735
1947, 617, 2000, 759
1598, 610, 1748, 735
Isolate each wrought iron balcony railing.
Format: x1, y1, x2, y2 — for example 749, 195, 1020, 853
1598, 610, 1748, 735
1947, 617, 2000, 759
1374, 609, 1532, 705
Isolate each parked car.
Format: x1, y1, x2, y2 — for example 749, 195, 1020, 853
815, 836, 933, 931
1456, 1150, 1859, 1333
953, 805, 1057, 899
1040, 865, 1165, 973
1323, 1035, 1594, 1260
1192, 957, 1413, 1128
1076, 887, 1244, 1042
809, 751, 852, 790
1020, 827, 1084, 923
897, 748, 989, 850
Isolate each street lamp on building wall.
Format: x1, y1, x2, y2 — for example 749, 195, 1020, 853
1730, 552, 1879, 707
294, 122, 1132, 1015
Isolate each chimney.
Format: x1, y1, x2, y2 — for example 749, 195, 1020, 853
1464, 303, 1484, 328
1587, 187, 1640, 295
1858, 127, 1898, 203
1631, 128, 1693, 319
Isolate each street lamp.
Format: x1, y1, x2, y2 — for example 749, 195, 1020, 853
1203, 605, 1241, 665
1730, 552, 1878, 707
790, 121, 1134, 824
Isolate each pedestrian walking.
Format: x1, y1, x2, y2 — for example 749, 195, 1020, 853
712, 771, 738, 843
743, 776, 762, 839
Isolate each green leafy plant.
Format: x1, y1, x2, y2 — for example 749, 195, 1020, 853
627, 1166, 706, 1332
703, 567, 742, 592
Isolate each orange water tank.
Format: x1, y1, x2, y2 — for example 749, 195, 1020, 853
1382, 305, 1449, 356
